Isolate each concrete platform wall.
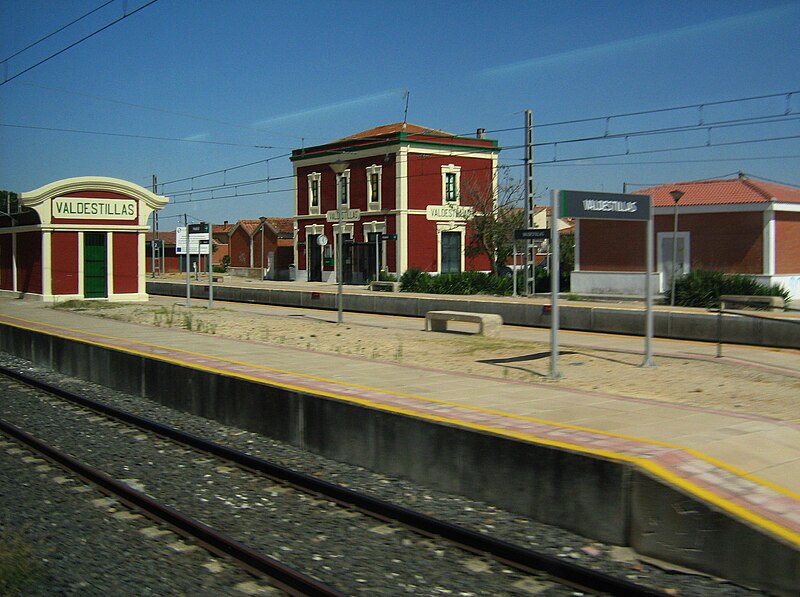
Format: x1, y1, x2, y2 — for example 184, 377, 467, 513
149, 282, 800, 349
1, 322, 797, 595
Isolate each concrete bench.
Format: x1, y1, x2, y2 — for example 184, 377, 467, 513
369, 280, 400, 292
719, 295, 785, 311
211, 276, 224, 283
425, 310, 503, 336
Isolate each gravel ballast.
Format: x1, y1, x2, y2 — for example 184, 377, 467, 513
0, 351, 766, 596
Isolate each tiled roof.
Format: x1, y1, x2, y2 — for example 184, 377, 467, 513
634, 177, 800, 206
266, 217, 294, 235
235, 219, 262, 235
145, 231, 176, 245
339, 122, 453, 142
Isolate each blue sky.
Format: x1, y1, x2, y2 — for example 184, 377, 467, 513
1, 0, 798, 228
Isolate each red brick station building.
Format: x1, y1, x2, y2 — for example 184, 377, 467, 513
292, 123, 499, 283
1, 177, 168, 302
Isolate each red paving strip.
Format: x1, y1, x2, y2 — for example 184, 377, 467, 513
1, 313, 799, 546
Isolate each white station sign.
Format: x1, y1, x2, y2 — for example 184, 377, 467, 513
52, 197, 137, 220
426, 205, 474, 221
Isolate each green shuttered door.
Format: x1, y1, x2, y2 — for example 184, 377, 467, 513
84, 232, 107, 298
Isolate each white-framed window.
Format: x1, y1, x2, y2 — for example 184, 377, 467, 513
366, 164, 382, 210
307, 172, 321, 215
441, 164, 461, 204
334, 169, 351, 207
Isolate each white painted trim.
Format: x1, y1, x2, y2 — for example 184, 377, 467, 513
138, 230, 147, 295
21, 176, 168, 226
652, 202, 800, 216
42, 231, 52, 297
77, 232, 84, 297
763, 208, 776, 275
292, 143, 497, 168
307, 172, 322, 215
436, 221, 466, 273
366, 164, 382, 211
407, 146, 497, 159
441, 164, 461, 205
106, 231, 114, 298
336, 169, 351, 207
397, 146, 409, 274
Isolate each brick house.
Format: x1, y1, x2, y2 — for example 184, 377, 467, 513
227, 218, 294, 279
571, 175, 800, 299
291, 123, 499, 283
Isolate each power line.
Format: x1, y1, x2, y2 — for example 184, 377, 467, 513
0, 122, 277, 148
18, 81, 308, 142
1, 0, 115, 64
157, 154, 292, 187
0, 0, 161, 87
481, 90, 799, 135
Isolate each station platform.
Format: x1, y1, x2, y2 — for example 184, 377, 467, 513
0, 295, 798, 593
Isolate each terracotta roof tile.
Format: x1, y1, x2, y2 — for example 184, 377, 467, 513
266, 217, 294, 235
339, 122, 453, 142
634, 177, 800, 206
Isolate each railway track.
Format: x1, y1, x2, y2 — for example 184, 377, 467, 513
0, 363, 675, 596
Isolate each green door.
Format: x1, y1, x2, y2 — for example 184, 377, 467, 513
84, 232, 107, 298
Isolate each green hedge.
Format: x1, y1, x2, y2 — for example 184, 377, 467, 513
669, 270, 790, 308
398, 268, 570, 296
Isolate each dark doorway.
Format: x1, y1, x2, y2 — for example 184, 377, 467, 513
84, 232, 107, 298
441, 231, 461, 273
308, 234, 323, 282
344, 240, 379, 285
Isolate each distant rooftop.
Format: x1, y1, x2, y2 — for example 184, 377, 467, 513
634, 174, 800, 206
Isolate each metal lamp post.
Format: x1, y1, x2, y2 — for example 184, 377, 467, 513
259, 216, 267, 281
329, 160, 349, 324
669, 190, 684, 306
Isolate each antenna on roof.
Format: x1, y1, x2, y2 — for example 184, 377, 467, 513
402, 90, 410, 128
738, 170, 746, 179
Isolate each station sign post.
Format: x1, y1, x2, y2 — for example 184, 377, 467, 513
549, 190, 653, 379
513, 228, 549, 297
176, 223, 212, 308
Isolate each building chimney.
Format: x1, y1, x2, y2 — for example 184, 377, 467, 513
224, 220, 228, 226
476, 128, 486, 139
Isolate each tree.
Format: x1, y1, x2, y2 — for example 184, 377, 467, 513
0, 190, 19, 215
462, 168, 526, 275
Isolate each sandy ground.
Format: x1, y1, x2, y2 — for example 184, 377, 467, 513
56, 300, 800, 423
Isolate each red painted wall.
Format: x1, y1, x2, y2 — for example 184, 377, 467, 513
578, 220, 647, 271
776, 212, 800, 274
407, 154, 493, 210
0, 235, 12, 290
51, 232, 79, 295
113, 233, 139, 293
16, 231, 43, 294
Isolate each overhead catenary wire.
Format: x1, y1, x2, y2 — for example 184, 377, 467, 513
0, 0, 161, 87
0, 123, 279, 149
0, 0, 115, 65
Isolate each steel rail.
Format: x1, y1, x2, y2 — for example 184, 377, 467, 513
1, 365, 668, 597
0, 415, 344, 597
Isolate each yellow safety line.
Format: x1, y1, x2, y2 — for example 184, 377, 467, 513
2, 314, 799, 546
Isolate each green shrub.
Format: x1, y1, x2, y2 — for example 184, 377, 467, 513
669, 270, 790, 308
399, 268, 571, 296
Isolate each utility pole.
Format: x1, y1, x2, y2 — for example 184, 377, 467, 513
524, 110, 535, 295
151, 175, 160, 277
